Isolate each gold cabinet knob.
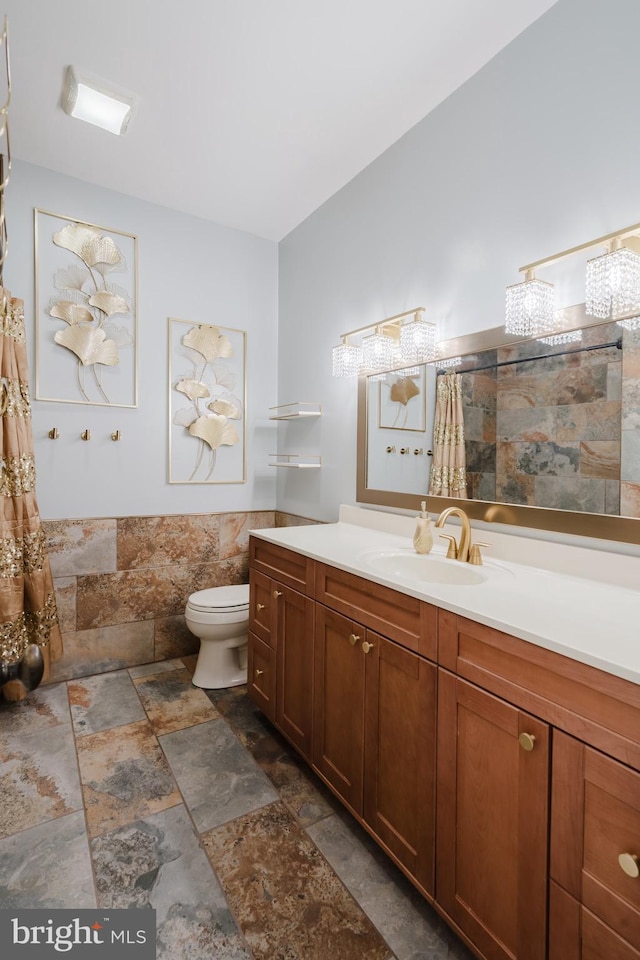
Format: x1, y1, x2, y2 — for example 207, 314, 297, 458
518, 732, 536, 752
618, 853, 640, 878
348, 633, 360, 646
361, 640, 374, 654
256, 603, 265, 611
273, 590, 282, 598
255, 669, 264, 678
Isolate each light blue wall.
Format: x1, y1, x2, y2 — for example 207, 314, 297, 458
278, 0, 640, 524
7, 160, 278, 519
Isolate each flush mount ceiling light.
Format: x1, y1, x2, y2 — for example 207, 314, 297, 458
331, 307, 436, 378
61, 66, 137, 135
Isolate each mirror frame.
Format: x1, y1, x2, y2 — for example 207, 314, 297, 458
356, 309, 640, 546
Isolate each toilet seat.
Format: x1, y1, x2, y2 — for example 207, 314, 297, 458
187, 584, 249, 613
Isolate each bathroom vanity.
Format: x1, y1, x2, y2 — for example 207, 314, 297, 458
247, 508, 640, 960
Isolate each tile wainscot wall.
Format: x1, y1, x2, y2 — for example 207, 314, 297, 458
44, 511, 317, 682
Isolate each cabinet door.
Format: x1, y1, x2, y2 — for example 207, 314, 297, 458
363, 632, 436, 897
275, 583, 315, 760
551, 732, 640, 957
437, 671, 549, 960
313, 605, 365, 814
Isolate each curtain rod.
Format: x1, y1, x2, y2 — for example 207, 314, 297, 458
436, 337, 622, 376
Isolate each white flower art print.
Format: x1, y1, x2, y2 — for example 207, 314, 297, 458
169, 317, 247, 483
34, 210, 138, 407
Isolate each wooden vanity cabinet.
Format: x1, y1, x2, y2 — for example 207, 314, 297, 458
248, 539, 315, 759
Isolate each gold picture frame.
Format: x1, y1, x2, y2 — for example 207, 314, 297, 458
34, 208, 138, 408
168, 317, 247, 484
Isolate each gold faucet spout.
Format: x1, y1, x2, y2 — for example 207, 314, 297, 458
435, 507, 471, 563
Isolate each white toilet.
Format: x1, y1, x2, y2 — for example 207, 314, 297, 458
185, 583, 250, 689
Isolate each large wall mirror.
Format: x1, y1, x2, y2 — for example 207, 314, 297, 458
357, 307, 640, 545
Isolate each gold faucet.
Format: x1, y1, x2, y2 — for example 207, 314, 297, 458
435, 507, 472, 563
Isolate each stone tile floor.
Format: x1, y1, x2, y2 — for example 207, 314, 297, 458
0, 656, 475, 960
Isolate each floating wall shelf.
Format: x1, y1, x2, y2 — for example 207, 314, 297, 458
269, 401, 322, 420
268, 454, 322, 469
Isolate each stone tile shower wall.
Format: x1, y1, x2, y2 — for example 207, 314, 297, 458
457, 324, 640, 516
44, 511, 276, 682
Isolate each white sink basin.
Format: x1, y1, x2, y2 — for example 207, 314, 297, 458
360, 550, 491, 586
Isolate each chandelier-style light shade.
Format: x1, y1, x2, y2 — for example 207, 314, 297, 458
399, 315, 437, 363
538, 329, 582, 346
332, 340, 362, 377
505, 270, 555, 337
436, 355, 462, 369
617, 317, 640, 331
360, 331, 396, 374
585, 243, 640, 319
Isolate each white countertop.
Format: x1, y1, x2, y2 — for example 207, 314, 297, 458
251, 507, 640, 686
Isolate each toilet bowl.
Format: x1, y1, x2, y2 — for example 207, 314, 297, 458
185, 583, 250, 689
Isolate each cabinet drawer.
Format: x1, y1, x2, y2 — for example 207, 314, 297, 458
582, 908, 640, 960
247, 632, 275, 722
315, 562, 437, 659
249, 537, 315, 595
439, 610, 640, 767
249, 570, 273, 645
582, 749, 640, 950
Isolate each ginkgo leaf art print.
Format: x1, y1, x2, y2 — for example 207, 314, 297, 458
169, 317, 247, 483
378, 365, 426, 431
34, 210, 138, 407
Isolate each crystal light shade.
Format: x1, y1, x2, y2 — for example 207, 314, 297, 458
585, 245, 640, 319
538, 329, 583, 346
360, 332, 396, 374
399, 317, 437, 363
617, 317, 640, 331
332, 341, 362, 377
436, 355, 462, 369
505, 273, 555, 337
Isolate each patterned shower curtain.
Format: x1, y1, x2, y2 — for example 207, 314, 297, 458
0, 291, 62, 701
428, 372, 467, 498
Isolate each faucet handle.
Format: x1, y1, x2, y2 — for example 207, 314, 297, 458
439, 534, 458, 560
468, 542, 490, 566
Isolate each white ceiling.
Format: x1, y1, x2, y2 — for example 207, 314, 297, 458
4, 0, 558, 241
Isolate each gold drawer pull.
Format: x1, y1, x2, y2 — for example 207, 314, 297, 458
273, 590, 282, 598
618, 853, 640, 878
348, 634, 360, 646
361, 640, 374, 654
256, 603, 265, 612
255, 669, 264, 678
518, 732, 536, 752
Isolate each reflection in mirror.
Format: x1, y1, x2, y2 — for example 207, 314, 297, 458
358, 316, 640, 544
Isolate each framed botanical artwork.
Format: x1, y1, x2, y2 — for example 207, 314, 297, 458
34, 209, 138, 407
168, 317, 247, 484
378, 365, 426, 431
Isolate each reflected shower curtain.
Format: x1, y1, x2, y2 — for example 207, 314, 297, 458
428, 372, 467, 498
0, 291, 62, 701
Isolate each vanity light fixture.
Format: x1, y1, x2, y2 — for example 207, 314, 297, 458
586, 238, 640, 320
61, 66, 137, 135
505, 269, 555, 338
360, 328, 396, 375
399, 312, 437, 364
538, 329, 582, 346
435, 355, 462, 369
331, 337, 362, 377
331, 307, 435, 378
